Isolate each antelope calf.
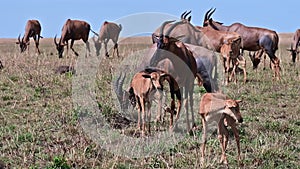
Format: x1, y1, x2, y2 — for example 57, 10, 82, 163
220, 38, 246, 84
199, 93, 243, 165
128, 68, 181, 136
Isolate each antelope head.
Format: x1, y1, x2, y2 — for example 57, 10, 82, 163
16, 34, 29, 53
54, 35, 66, 58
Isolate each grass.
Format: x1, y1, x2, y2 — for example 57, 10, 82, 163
0, 35, 299, 168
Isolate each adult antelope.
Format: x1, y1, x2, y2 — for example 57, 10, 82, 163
154, 12, 246, 84
93, 21, 122, 57
151, 20, 203, 132
287, 29, 300, 63
54, 19, 98, 58
128, 68, 181, 136
203, 8, 280, 80
16, 20, 43, 54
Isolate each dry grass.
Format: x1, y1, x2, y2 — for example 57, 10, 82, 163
0, 34, 299, 168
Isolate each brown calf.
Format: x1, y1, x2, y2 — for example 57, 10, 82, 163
220, 38, 246, 84
199, 93, 243, 165
128, 68, 181, 136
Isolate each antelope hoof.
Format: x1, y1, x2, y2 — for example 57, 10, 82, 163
74, 52, 79, 56
105, 52, 109, 57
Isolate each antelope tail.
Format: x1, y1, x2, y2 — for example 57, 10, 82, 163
90, 29, 99, 37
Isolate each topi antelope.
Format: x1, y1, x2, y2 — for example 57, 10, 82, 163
128, 68, 181, 136
287, 29, 300, 63
220, 38, 246, 84
203, 8, 280, 80
199, 93, 243, 166
92, 21, 122, 57
151, 20, 203, 132
54, 19, 98, 58
16, 20, 43, 54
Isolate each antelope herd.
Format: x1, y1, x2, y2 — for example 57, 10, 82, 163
13, 8, 299, 167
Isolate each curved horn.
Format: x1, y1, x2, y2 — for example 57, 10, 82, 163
159, 20, 175, 37
18, 34, 21, 43
165, 21, 184, 37
118, 72, 126, 95
207, 8, 216, 20
54, 35, 58, 46
204, 8, 213, 20
181, 11, 187, 19
183, 10, 192, 19
113, 72, 124, 99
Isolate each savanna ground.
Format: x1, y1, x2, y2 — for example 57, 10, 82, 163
0, 33, 299, 169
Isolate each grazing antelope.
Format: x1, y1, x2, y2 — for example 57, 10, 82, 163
128, 68, 181, 136
93, 21, 122, 57
16, 20, 43, 54
199, 93, 243, 165
203, 8, 280, 80
249, 49, 269, 70
287, 29, 300, 63
54, 19, 98, 58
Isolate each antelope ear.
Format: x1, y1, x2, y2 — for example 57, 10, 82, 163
151, 33, 159, 44
225, 99, 237, 108
160, 73, 168, 78
236, 100, 242, 103
163, 36, 169, 44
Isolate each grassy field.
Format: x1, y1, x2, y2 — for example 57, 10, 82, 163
0, 34, 299, 169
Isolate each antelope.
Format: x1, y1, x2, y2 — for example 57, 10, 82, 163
92, 21, 122, 57
287, 29, 300, 63
128, 68, 181, 136
16, 20, 43, 54
196, 26, 246, 84
184, 43, 219, 92
151, 20, 203, 132
203, 8, 280, 80
54, 19, 98, 58
154, 11, 245, 84
199, 93, 243, 166
220, 38, 246, 84
249, 49, 269, 70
